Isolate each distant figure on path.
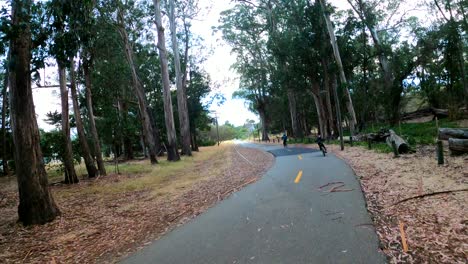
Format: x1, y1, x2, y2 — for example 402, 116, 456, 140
281, 133, 288, 147
316, 134, 327, 153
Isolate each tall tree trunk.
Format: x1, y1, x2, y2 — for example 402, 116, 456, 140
322, 58, 337, 136
258, 105, 269, 141
287, 88, 301, 138
117, 8, 159, 164
311, 81, 327, 138
9, 0, 60, 225
58, 62, 79, 184
169, 0, 191, 156
153, 0, 180, 161
83, 59, 107, 176
118, 99, 134, 160
69, 59, 98, 178
2, 53, 11, 176
318, 0, 357, 135
147, 107, 162, 155
190, 125, 199, 151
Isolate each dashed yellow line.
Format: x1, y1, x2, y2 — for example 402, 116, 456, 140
294, 170, 303, 184
298, 155, 303, 160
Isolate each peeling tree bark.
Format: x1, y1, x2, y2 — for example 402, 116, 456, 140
153, 0, 181, 161
83, 59, 107, 175
58, 62, 79, 184
9, 0, 60, 225
117, 8, 159, 164
169, 0, 192, 156
69, 59, 98, 178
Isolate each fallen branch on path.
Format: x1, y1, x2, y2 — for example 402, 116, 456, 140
392, 188, 468, 206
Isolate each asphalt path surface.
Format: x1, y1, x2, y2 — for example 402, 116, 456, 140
122, 143, 386, 264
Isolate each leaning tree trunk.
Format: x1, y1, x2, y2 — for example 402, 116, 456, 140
117, 8, 159, 164
169, 0, 191, 156
83, 60, 107, 176
318, 0, 357, 135
2, 53, 11, 176
153, 0, 180, 161
311, 80, 328, 138
58, 62, 79, 184
322, 58, 337, 136
69, 59, 98, 178
9, 0, 60, 225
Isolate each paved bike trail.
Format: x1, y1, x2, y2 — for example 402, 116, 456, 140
122, 143, 386, 264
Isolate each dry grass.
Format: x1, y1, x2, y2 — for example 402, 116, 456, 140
329, 144, 467, 263
0, 143, 274, 263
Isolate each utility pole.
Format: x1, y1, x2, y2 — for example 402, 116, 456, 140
211, 111, 220, 146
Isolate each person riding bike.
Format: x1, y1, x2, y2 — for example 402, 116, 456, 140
316, 134, 327, 154
281, 133, 288, 147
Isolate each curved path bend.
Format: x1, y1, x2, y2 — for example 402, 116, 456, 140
122, 143, 386, 264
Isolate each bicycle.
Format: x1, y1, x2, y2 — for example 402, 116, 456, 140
318, 142, 327, 156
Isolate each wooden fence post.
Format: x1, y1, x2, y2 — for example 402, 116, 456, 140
392, 140, 399, 158
437, 140, 444, 165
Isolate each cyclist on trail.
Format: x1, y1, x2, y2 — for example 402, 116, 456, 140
281, 133, 288, 147
316, 134, 327, 153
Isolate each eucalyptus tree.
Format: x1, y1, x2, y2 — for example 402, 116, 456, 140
152, 0, 180, 161
169, 0, 191, 156
430, 0, 467, 111
69, 58, 98, 177
48, 0, 80, 183
1, 56, 11, 176
345, 0, 424, 122
219, 4, 272, 141
115, 1, 159, 164
78, 0, 107, 176
318, 0, 357, 134
8, 0, 60, 225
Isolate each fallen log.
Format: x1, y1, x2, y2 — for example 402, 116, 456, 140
401, 108, 433, 120
438, 128, 468, 140
448, 138, 468, 154
386, 129, 409, 154
431, 107, 448, 119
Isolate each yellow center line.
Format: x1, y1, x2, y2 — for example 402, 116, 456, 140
298, 155, 303, 160
294, 170, 303, 184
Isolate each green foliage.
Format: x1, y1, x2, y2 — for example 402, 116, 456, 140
361, 120, 460, 145
40, 130, 82, 164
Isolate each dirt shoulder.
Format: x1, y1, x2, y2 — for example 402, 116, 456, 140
0, 144, 274, 263
330, 144, 467, 263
